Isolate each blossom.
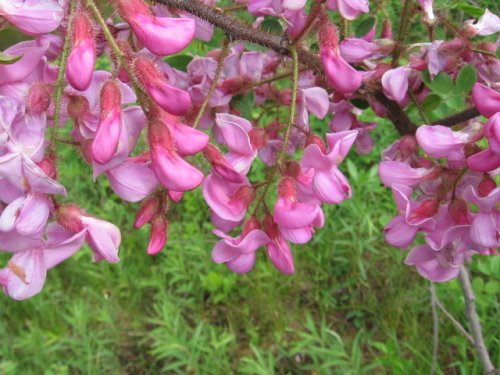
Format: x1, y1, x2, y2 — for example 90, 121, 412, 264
0, 0, 63, 36
326, 0, 369, 20
465, 9, 500, 36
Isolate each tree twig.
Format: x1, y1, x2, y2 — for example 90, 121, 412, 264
433, 292, 474, 345
432, 107, 480, 127
458, 267, 496, 375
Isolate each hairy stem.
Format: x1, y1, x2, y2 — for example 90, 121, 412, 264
193, 39, 230, 129
391, 0, 412, 66
458, 267, 496, 375
50, 0, 77, 156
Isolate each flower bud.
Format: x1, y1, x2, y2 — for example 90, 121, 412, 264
134, 196, 160, 229
92, 80, 122, 164
36, 157, 57, 180
147, 214, 168, 255
67, 11, 96, 91
26, 83, 51, 115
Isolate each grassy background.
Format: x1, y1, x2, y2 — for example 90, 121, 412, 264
1, 0, 500, 373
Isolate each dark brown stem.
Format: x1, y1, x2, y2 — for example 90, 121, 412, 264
372, 89, 417, 135
432, 107, 480, 127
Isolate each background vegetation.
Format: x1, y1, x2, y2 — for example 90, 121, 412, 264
0, 0, 499, 373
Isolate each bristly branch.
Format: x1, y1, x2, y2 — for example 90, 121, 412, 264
432, 107, 480, 127
458, 267, 496, 375
153, 0, 420, 134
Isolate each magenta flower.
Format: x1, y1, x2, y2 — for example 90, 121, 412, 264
405, 243, 473, 282
381, 67, 412, 104
263, 216, 295, 275
212, 221, 270, 274
301, 130, 358, 204
92, 80, 123, 164
471, 83, 500, 118
160, 111, 209, 156
326, 0, 369, 20
116, 0, 195, 56
148, 120, 204, 192
0, 223, 86, 300
378, 161, 435, 187
0, 0, 63, 36
56, 205, 121, 263
147, 215, 168, 255
66, 11, 96, 91
134, 57, 192, 116
203, 144, 246, 184
416, 123, 483, 158
203, 173, 254, 228
319, 20, 362, 94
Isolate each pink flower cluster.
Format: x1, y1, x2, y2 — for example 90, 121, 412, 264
0, 0, 498, 300
379, 83, 499, 282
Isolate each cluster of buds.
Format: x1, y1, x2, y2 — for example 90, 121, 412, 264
0, 0, 498, 301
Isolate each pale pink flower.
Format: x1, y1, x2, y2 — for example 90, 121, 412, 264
326, 0, 369, 20
0, 0, 63, 36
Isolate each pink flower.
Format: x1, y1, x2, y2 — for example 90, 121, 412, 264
416, 123, 482, 158
340, 38, 379, 63
92, 80, 123, 164
148, 120, 204, 192
378, 161, 435, 187
405, 243, 473, 282
0, 41, 48, 86
326, 0, 369, 20
203, 144, 246, 183
147, 215, 168, 255
0, 192, 51, 236
465, 9, 500, 36
116, 0, 195, 56
66, 11, 96, 91
203, 173, 254, 228
134, 196, 160, 229
56, 205, 121, 263
301, 130, 358, 204
319, 20, 362, 94
381, 67, 412, 104
263, 216, 295, 275
0, 223, 86, 300
212, 219, 270, 273
418, 0, 436, 24
159, 111, 209, 156
133, 57, 192, 116
0, 0, 63, 36
472, 83, 500, 118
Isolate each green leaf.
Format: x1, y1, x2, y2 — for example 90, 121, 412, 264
0, 51, 22, 65
350, 99, 370, 109
164, 55, 193, 71
428, 72, 454, 95
421, 70, 432, 87
261, 17, 282, 34
355, 17, 376, 37
456, 65, 477, 93
422, 94, 441, 113
456, 3, 484, 17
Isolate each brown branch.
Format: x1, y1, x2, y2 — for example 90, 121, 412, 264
458, 267, 496, 375
430, 282, 439, 375
432, 107, 480, 127
154, 0, 417, 135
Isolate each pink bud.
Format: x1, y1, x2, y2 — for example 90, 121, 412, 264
36, 158, 57, 180
27, 83, 51, 115
203, 144, 245, 183
381, 19, 393, 39
67, 11, 96, 91
133, 57, 191, 116
148, 120, 204, 192
319, 19, 362, 94
147, 215, 168, 255
55, 204, 86, 233
116, 0, 195, 56
92, 80, 122, 164
134, 196, 160, 229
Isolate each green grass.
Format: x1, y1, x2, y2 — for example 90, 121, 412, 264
0, 115, 498, 374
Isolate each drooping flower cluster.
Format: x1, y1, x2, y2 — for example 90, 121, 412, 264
0, 0, 498, 300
